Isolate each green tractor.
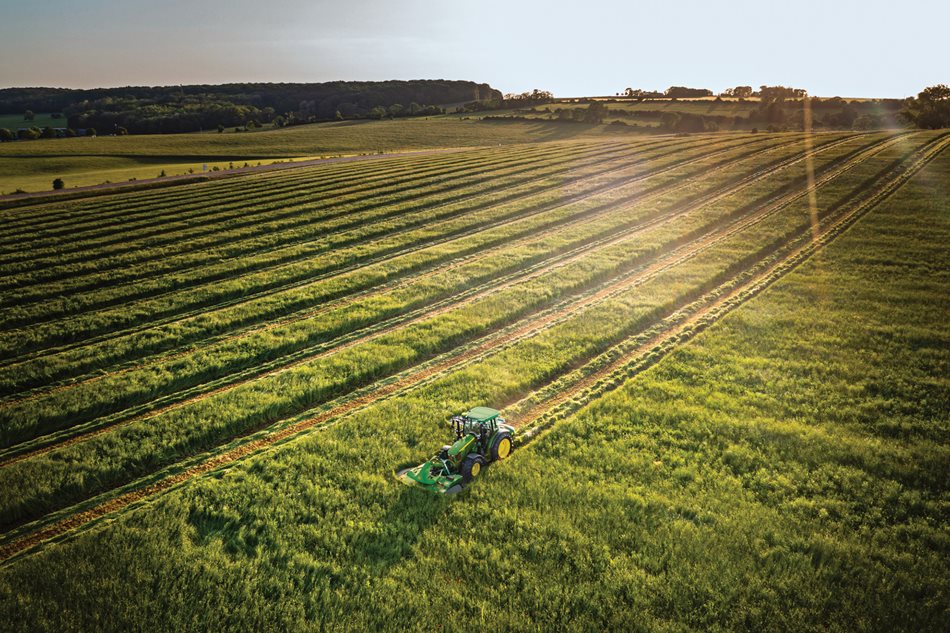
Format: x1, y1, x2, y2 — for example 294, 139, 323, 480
397, 406, 515, 494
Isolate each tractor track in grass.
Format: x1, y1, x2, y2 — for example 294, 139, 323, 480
0, 142, 561, 246
0, 131, 903, 514
0, 139, 637, 277
0, 134, 782, 368
0, 133, 840, 422
0, 138, 688, 311
0, 132, 940, 567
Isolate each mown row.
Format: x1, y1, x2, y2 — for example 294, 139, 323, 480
0, 132, 874, 445
0, 133, 861, 443
0, 137, 739, 347
0, 141, 639, 281
0, 133, 945, 631
0, 137, 726, 329
0, 135, 806, 381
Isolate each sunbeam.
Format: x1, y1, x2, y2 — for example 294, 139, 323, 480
802, 93, 820, 243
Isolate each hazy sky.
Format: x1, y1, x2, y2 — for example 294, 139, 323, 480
1, 0, 945, 97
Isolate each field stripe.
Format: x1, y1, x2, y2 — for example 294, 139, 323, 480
0, 149, 512, 243
0, 141, 615, 266
3, 138, 708, 320
0, 140, 626, 258
0, 134, 822, 454
0, 135, 751, 363
1, 132, 940, 566
0, 148, 494, 229
0, 136, 816, 397
0, 143, 630, 308
0, 134, 866, 411
0, 143, 555, 242
1, 137, 676, 233
0, 138, 669, 251
0, 151, 439, 228
0, 139, 684, 310
0, 135, 840, 406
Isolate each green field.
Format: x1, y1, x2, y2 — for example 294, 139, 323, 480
0, 112, 63, 131
0, 118, 617, 194
0, 127, 946, 631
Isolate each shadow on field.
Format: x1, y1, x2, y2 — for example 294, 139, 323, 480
354, 482, 451, 576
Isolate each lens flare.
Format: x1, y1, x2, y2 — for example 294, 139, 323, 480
802, 95, 820, 243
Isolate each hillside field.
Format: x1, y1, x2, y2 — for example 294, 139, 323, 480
0, 127, 946, 631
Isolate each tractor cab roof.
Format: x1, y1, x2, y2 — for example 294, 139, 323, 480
462, 406, 501, 423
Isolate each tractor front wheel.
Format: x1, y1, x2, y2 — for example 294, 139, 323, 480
460, 454, 486, 483
490, 432, 513, 462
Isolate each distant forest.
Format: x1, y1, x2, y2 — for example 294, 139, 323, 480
0, 80, 502, 135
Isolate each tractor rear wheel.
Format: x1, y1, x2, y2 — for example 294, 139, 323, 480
489, 432, 513, 462
460, 454, 486, 483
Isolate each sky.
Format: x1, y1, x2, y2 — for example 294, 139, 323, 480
0, 0, 945, 98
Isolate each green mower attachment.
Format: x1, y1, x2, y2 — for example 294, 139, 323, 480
397, 406, 515, 494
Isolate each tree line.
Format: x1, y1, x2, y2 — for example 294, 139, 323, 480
0, 80, 502, 136
454, 89, 555, 114
610, 83, 950, 130
902, 85, 950, 129
621, 86, 714, 99
620, 85, 809, 100
485, 95, 911, 133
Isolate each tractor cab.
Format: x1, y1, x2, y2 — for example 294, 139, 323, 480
452, 406, 505, 451
397, 406, 516, 494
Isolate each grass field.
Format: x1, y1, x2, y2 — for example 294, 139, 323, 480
0, 112, 63, 131
0, 127, 946, 631
0, 118, 617, 194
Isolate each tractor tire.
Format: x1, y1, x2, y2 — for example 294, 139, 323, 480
460, 454, 486, 483
489, 432, 513, 462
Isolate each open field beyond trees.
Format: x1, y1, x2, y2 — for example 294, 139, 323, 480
0, 127, 946, 631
